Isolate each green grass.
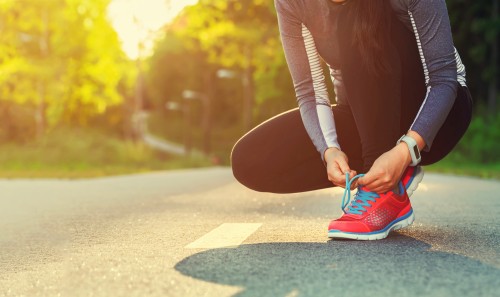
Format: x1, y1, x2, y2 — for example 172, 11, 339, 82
0, 128, 213, 179
0, 126, 498, 180
425, 153, 500, 180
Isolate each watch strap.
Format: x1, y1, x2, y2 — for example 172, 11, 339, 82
397, 135, 421, 166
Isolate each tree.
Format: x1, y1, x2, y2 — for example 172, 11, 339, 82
447, 0, 499, 114
0, 0, 130, 139
176, 0, 287, 131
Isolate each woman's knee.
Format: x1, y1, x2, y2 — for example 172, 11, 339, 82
230, 136, 269, 192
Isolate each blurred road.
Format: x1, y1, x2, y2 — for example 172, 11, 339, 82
1, 167, 499, 297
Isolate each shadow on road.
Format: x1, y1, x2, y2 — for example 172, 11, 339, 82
175, 234, 500, 297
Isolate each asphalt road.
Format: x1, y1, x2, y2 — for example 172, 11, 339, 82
0, 167, 499, 297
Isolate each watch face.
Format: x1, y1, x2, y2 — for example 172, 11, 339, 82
413, 145, 421, 159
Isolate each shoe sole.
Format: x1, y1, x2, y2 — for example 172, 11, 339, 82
406, 166, 424, 198
328, 208, 415, 241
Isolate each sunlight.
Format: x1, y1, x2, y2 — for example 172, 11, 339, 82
107, 0, 198, 59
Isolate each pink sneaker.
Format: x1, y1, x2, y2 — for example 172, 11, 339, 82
328, 174, 414, 240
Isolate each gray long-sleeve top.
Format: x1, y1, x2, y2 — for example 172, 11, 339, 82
275, 0, 467, 162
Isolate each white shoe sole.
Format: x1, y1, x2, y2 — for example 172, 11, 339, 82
406, 166, 424, 198
328, 209, 415, 241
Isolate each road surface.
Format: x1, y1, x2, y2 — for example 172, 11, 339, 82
0, 167, 499, 296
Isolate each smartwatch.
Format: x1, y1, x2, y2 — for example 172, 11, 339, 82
397, 135, 421, 166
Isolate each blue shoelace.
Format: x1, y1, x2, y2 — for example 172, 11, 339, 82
340, 173, 380, 215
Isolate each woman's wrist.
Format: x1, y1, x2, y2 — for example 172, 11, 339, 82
395, 142, 413, 166
324, 147, 342, 163
393, 130, 426, 166
406, 130, 426, 151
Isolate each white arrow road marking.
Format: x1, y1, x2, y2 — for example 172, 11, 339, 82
185, 223, 262, 249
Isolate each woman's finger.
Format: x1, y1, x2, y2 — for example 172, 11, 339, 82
336, 158, 351, 176
365, 181, 393, 194
361, 177, 386, 192
329, 166, 346, 187
366, 185, 384, 193
357, 172, 377, 187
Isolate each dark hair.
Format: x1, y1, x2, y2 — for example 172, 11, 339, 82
347, 0, 393, 76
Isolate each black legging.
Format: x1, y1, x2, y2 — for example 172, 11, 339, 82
230, 10, 473, 194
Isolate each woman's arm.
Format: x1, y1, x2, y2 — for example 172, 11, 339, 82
275, 0, 340, 163
405, 0, 460, 151
275, 0, 357, 187
359, 0, 462, 192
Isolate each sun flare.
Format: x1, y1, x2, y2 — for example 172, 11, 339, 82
107, 0, 198, 59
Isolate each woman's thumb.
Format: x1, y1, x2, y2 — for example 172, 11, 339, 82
358, 172, 372, 185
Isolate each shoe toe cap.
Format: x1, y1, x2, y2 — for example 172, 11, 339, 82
328, 218, 371, 233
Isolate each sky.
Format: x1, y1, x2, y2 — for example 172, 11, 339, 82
107, 0, 198, 60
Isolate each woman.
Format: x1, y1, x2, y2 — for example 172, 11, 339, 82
231, 0, 472, 240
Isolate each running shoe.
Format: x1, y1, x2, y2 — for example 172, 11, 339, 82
328, 174, 414, 240
402, 166, 424, 197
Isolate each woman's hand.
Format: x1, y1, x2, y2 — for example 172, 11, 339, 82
324, 147, 357, 189
357, 143, 412, 193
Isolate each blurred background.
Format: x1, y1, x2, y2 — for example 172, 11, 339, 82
0, 0, 498, 178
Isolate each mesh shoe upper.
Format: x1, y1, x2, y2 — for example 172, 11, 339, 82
329, 183, 412, 234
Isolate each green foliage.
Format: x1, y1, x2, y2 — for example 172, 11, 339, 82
0, 0, 133, 136
446, 0, 499, 107
426, 110, 500, 179
174, 0, 288, 107
452, 111, 500, 163
426, 158, 500, 179
146, 33, 206, 109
